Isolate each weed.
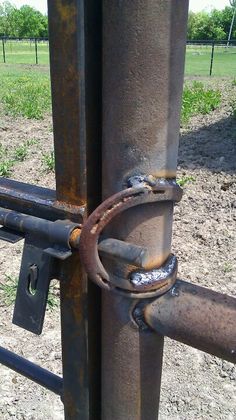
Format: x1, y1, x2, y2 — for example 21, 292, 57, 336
25, 138, 39, 146
47, 280, 59, 309
223, 263, 233, 273
232, 79, 236, 87
42, 151, 55, 172
0, 160, 14, 176
0, 275, 18, 306
177, 175, 196, 187
14, 144, 28, 161
0, 74, 51, 119
230, 99, 236, 118
0, 143, 7, 159
181, 82, 221, 125
0, 275, 59, 309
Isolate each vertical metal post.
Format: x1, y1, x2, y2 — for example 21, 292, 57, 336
48, 1, 102, 419
102, 1, 189, 419
2, 38, 6, 63
35, 38, 38, 65
210, 41, 215, 76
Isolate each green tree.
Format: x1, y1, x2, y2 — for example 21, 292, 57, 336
187, 7, 236, 40
16, 5, 48, 38
221, 6, 236, 36
0, 1, 18, 36
0, 1, 48, 38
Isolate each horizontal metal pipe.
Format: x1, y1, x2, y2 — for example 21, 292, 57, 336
0, 346, 63, 396
0, 178, 84, 223
143, 280, 236, 363
70, 232, 151, 268
0, 207, 150, 268
98, 238, 149, 268
0, 207, 79, 248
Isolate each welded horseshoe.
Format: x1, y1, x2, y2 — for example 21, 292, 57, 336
79, 178, 182, 292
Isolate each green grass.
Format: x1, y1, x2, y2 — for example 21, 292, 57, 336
0, 275, 59, 308
181, 81, 221, 125
42, 151, 55, 172
0, 64, 51, 119
177, 175, 196, 187
0, 63, 224, 130
185, 45, 236, 77
0, 159, 14, 176
14, 144, 28, 161
223, 262, 233, 273
0, 275, 18, 306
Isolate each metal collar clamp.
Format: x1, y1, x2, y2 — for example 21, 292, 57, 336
79, 177, 182, 298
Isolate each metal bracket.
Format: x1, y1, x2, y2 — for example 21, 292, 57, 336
0, 207, 80, 334
13, 233, 56, 334
79, 177, 182, 297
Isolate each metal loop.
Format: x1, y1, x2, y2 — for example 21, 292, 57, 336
79, 178, 182, 296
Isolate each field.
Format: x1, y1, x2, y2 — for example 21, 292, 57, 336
0, 62, 235, 419
1, 41, 236, 76
185, 44, 236, 76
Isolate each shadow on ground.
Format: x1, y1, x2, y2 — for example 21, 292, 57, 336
178, 115, 236, 174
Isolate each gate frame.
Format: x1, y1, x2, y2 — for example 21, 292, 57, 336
0, 1, 235, 419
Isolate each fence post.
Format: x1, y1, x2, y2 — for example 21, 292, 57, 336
35, 38, 38, 64
102, 1, 189, 418
2, 38, 6, 63
48, 0, 102, 418
210, 41, 215, 76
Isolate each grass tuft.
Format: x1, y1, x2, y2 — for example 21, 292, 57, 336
177, 175, 196, 187
181, 81, 221, 125
0, 72, 51, 119
42, 151, 55, 172
230, 98, 236, 118
0, 275, 59, 309
0, 275, 18, 306
0, 160, 14, 176
14, 144, 28, 161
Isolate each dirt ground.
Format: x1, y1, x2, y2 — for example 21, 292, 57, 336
0, 77, 235, 419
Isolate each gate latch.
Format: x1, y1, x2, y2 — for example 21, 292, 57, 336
79, 176, 182, 298
0, 207, 80, 334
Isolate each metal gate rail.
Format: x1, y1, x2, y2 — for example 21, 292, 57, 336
0, 346, 63, 396
0, 1, 235, 419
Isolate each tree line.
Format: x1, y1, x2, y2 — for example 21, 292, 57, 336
0, 1, 236, 41
188, 6, 236, 41
0, 1, 47, 38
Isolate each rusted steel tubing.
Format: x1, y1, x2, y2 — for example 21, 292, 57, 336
48, 0, 102, 418
0, 207, 79, 247
143, 280, 236, 364
0, 178, 84, 222
102, 1, 189, 418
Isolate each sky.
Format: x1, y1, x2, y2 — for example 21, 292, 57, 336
4, 0, 232, 15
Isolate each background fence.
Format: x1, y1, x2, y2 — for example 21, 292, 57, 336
186, 40, 236, 77
0, 38, 236, 76
1, 37, 49, 65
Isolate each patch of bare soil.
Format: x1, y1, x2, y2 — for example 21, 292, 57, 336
0, 78, 235, 419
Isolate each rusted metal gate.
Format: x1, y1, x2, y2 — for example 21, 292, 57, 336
0, 1, 235, 419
